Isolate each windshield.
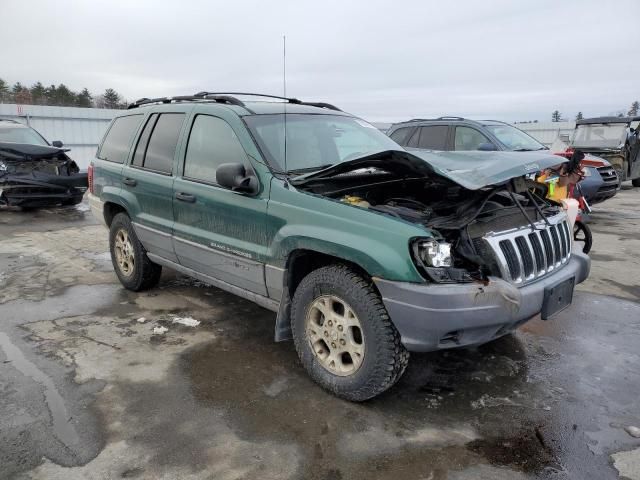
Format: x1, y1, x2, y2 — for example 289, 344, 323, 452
0, 126, 49, 146
244, 114, 400, 173
484, 124, 546, 151
572, 123, 628, 148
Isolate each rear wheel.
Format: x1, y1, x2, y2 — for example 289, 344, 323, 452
291, 264, 409, 401
632, 178, 640, 187
109, 213, 162, 291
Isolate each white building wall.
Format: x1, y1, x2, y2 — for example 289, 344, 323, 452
0, 103, 120, 169
511, 121, 575, 149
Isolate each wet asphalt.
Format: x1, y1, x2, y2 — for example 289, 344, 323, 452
0, 187, 639, 479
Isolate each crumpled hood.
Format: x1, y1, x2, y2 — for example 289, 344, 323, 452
291, 149, 567, 190
0, 142, 69, 162
408, 149, 566, 189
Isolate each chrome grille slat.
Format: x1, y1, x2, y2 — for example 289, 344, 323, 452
480, 212, 571, 285
528, 232, 545, 273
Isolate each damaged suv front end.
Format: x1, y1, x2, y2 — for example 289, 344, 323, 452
0, 142, 87, 208
290, 148, 590, 352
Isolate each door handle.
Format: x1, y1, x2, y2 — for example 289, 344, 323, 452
123, 178, 137, 187
175, 192, 196, 203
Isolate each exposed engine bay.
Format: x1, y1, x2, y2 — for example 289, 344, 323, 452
0, 142, 87, 208
295, 162, 565, 284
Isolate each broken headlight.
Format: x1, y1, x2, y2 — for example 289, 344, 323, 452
411, 238, 476, 283
411, 239, 452, 268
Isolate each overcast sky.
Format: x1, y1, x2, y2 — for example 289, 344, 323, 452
1, 0, 638, 122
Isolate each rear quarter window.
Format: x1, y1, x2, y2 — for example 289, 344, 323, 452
97, 115, 143, 163
388, 127, 414, 146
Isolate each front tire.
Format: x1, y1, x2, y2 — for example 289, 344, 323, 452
573, 220, 593, 254
109, 213, 162, 291
291, 264, 409, 401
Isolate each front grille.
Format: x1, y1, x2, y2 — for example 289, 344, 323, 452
479, 213, 571, 285
596, 166, 618, 185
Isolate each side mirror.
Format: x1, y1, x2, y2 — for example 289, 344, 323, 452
478, 142, 497, 151
52, 140, 64, 148
216, 163, 258, 194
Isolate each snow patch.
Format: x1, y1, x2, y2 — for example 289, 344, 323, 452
625, 426, 640, 438
136, 317, 146, 323
152, 326, 168, 335
171, 316, 200, 327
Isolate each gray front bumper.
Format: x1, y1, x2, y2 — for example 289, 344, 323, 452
375, 251, 590, 352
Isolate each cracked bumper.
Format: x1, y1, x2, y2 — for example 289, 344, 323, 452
375, 251, 590, 352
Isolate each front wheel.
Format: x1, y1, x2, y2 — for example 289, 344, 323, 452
291, 264, 409, 401
632, 178, 640, 187
109, 213, 162, 291
573, 220, 593, 254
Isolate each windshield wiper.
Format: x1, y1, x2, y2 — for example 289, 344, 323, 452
513, 146, 549, 152
286, 164, 335, 175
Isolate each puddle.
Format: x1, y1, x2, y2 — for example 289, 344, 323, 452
180, 316, 546, 479
0, 331, 80, 447
467, 426, 559, 474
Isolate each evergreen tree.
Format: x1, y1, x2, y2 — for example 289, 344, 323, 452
551, 110, 562, 122
0, 78, 9, 102
76, 88, 93, 108
101, 88, 122, 109
55, 83, 75, 106
628, 101, 639, 117
575, 112, 583, 121
45, 84, 58, 105
30, 82, 46, 105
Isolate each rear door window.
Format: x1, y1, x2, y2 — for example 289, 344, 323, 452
141, 113, 185, 174
132, 114, 158, 167
417, 126, 448, 150
454, 126, 491, 150
183, 115, 247, 183
98, 114, 143, 163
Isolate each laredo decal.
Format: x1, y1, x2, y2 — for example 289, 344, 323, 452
209, 242, 253, 259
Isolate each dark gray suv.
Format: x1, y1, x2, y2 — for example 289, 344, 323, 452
387, 117, 548, 152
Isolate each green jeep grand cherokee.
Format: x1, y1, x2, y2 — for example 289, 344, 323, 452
88, 92, 590, 401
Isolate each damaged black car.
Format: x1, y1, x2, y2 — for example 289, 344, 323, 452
0, 122, 87, 208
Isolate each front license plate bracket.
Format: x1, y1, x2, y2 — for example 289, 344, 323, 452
541, 276, 575, 320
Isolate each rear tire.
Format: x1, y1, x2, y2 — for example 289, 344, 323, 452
632, 178, 640, 187
291, 264, 409, 401
109, 213, 162, 291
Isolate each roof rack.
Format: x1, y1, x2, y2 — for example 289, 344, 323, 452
405, 116, 466, 123
0, 118, 21, 124
127, 92, 342, 112
127, 94, 246, 110
195, 92, 342, 111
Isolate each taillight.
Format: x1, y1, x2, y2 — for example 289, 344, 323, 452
88, 164, 94, 194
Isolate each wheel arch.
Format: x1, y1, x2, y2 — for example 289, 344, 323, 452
103, 201, 128, 227
274, 248, 383, 343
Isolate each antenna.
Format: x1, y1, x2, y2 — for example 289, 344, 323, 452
283, 35, 288, 176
